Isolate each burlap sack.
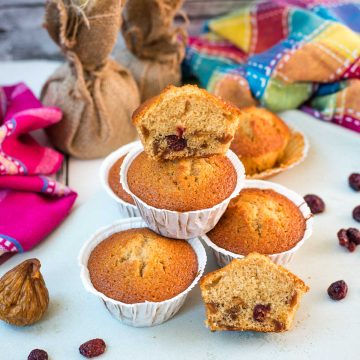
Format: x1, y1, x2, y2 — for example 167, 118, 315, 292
116, 0, 187, 101
41, 0, 140, 159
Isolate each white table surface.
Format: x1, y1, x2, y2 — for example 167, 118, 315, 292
1, 61, 360, 359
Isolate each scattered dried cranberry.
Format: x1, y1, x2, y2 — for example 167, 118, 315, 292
347, 228, 360, 245
337, 229, 349, 247
79, 339, 106, 358
165, 135, 187, 151
304, 194, 325, 214
253, 304, 271, 322
347, 241, 357, 252
353, 206, 360, 223
328, 280, 348, 301
28, 349, 48, 360
349, 173, 360, 191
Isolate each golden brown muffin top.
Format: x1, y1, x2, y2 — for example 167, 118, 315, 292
88, 228, 198, 304
108, 155, 135, 205
231, 107, 290, 158
208, 188, 306, 255
127, 151, 237, 212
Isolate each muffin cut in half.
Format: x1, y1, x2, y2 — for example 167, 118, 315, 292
88, 228, 198, 304
133, 85, 241, 160
207, 188, 306, 255
108, 155, 135, 205
231, 107, 290, 176
200, 253, 309, 332
126, 151, 237, 212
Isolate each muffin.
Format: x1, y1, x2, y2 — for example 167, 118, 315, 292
108, 155, 135, 205
230, 107, 291, 175
87, 228, 198, 303
133, 85, 241, 160
200, 253, 309, 332
126, 151, 237, 212
207, 188, 306, 255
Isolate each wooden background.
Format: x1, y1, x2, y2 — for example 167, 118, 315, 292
0, 0, 258, 60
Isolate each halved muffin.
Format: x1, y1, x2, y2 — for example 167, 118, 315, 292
200, 253, 309, 332
133, 85, 241, 160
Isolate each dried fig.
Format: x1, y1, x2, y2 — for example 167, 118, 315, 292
0, 258, 49, 326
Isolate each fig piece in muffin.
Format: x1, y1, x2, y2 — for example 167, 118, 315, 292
200, 253, 309, 332
132, 85, 241, 160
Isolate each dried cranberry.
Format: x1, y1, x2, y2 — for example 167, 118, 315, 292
328, 280, 348, 300
176, 126, 185, 137
337, 229, 349, 247
349, 173, 360, 191
253, 304, 271, 322
352, 206, 360, 223
347, 241, 357, 252
165, 135, 187, 151
28, 349, 48, 360
304, 194, 325, 214
79, 339, 106, 358
347, 228, 360, 245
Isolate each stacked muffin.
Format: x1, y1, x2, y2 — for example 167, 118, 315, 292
120, 85, 246, 239
82, 85, 311, 332
82, 85, 246, 327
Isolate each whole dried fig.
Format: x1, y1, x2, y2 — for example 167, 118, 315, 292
0, 258, 49, 326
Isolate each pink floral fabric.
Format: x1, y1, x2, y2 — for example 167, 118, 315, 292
0, 83, 77, 256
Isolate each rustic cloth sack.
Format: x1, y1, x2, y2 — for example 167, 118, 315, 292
41, 0, 140, 159
116, 0, 187, 101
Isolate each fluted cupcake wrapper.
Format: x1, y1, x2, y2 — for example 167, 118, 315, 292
78, 217, 207, 327
201, 179, 313, 268
100, 141, 141, 218
247, 129, 309, 180
120, 143, 246, 239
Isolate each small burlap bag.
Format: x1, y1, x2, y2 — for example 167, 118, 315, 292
41, 0, 140, 159
116, 0, 187, 101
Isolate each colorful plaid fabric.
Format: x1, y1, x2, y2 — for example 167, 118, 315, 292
184, 0, 360, 133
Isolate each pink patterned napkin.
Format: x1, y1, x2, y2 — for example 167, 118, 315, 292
0, 83, 77, 259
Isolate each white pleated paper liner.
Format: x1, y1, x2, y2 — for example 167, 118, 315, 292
78, 217, 207, 327
120, 142, 246, 239
247, 129, 309, 179
100, 141, 140, 217
201, 179, 313, 267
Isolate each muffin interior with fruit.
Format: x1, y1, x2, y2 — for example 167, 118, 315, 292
126, 151, 237, 211
230, 107, 291, 176
133, 85, 241, 160
207, 188, 306, 255
108, 155, 135, 205
87, 228, 198, 303
200, 253, 309, 332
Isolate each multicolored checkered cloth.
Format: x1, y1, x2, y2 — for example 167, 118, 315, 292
184, 0, 360, 133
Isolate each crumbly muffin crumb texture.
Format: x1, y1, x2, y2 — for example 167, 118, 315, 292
200, 253, 309, 332
133, 85, 241, 160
